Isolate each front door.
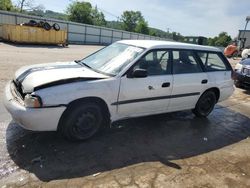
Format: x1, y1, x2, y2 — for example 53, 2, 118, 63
116, 49, 173, 117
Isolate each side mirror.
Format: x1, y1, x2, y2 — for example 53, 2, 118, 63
131, 68, 148, 78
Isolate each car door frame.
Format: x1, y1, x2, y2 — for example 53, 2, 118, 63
114, 48, 174, 118
166, 49, 212, 112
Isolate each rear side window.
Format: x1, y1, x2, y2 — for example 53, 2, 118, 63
172, 50, 203, 74
197, 52, 228, 71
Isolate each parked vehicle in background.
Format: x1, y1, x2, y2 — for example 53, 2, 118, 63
4, 40, 234, 141
224, 42, 238, 58
184, 36, 208, 45
241, 47, 250, 60
234, 58, 250, 88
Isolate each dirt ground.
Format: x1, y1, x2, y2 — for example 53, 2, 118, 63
0, 42, 250, 188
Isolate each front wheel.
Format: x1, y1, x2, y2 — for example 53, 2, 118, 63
192, 91, 216, 117
59, 103, 103, 141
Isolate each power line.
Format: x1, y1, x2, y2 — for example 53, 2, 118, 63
95, 6, 120, 21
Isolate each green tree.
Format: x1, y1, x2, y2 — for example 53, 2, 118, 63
67, 1, 93, 24
149, 29, 157, 36
208, 32, 232, 47
0, 0, 13, 11
92, 6, 106, 26
215, 32, 232, 47
121, 11, 149, 33
135, 19, 149, 34
172, 32, 184, 42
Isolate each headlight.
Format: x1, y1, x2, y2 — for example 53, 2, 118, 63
242, 68, 250, 75
24, 94, 42, 108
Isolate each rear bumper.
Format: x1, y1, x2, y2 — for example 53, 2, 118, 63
3, 81, 66, 131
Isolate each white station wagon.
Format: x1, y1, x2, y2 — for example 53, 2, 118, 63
4, 40, 234, 140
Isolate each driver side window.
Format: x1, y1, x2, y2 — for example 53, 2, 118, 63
134, 50, 171, 76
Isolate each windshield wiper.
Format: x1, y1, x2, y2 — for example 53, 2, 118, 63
74, 60, 114, 77
74, 60, 82, 65
74, 60, 92, 69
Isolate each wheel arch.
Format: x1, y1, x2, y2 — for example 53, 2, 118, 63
58, 97, 111, 131
202, 87, 220, 102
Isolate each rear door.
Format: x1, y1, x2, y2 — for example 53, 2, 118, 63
168, 50, 209, 112
196, 51, 234, 100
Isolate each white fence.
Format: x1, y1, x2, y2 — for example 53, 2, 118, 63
0, 10, 171, 44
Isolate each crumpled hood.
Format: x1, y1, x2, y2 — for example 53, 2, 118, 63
14, 61, 109, 93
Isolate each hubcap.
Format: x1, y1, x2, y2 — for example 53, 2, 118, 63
200, 95, 214, 114
73, 110, 98, 138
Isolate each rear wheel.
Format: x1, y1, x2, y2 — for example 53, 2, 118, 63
59, 102, 103, 141
192, 91, 216, 117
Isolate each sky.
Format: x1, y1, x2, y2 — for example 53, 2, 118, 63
13, 0, 250, 38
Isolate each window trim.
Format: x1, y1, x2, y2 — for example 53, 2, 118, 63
194, 50, 232, 72
126, 48, 173, 78
123, 48, 232, 77
171, 49, 205, 74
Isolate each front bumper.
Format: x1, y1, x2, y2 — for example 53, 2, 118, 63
3, 81, 66, 131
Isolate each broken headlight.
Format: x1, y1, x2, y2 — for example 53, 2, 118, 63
24, 94, 42, 108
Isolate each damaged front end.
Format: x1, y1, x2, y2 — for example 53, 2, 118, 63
11, 80, 42, 108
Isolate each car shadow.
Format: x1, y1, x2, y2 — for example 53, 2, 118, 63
243, 89, 250, 95
6, 106, 250, 181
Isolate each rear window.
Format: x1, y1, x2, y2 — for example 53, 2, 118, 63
197, 52, 228, 71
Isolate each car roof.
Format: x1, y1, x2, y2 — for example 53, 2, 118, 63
118, 40, 221, 52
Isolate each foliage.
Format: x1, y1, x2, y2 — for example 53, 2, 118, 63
1, 0, 178, 38
67, 1, 93, 24
106, 21, 123, 30
67, 1, 107, 26
43, 10, 68, 20
208, 32, 232, 47
0, 0, 13, 11
15, 0, 44, 13
135, 19, 149, 34
92, 6, 106, 26
172, 32, 184, 42
121, 11, 148, 33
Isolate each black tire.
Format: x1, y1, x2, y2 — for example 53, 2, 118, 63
28, 20, 37, 26
192, 91, 216, 117
59, 102, 103, 141
53, 23, 60, 31
43, 22, 51, 31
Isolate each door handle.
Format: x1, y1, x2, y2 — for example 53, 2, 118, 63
201, 79, 208, 84
148, 85, 154, 90
162, 82, 170, 88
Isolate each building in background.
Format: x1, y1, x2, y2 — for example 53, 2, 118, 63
183, 36, 208, 45
238, 30, 250, 48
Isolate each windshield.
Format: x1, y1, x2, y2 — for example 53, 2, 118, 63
79, 43, 144, 76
